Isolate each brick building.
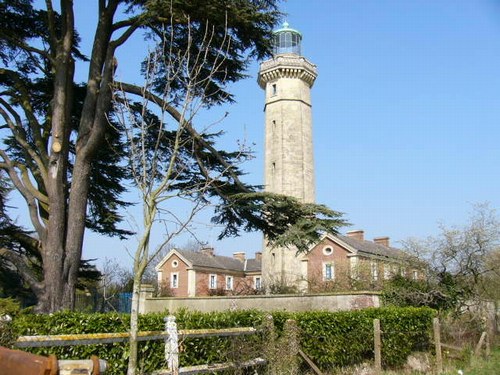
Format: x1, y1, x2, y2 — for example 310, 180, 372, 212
155, 248, 262, 297
155, 230, 419, 297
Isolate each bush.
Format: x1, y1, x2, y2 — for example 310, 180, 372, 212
382, 275, 461, 311
0, 298, 22, 347
296, 306, 435, 369
10, 307, 435, 374
0, 297, 21, 316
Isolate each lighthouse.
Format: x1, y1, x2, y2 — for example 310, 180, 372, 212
258, 22, 318, 290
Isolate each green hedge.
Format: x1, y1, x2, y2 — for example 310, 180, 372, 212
11, 307, 435, 373
295, 306, 435, 368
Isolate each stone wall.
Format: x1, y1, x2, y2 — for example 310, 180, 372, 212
139, 286, 380, 313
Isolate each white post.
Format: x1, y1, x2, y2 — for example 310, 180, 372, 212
165, 315, 179, 375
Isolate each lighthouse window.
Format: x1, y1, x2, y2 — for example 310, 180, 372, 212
271, 83, 277, 96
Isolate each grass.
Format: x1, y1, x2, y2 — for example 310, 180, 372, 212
310, 346, 500, 375
442, 346, 500, 375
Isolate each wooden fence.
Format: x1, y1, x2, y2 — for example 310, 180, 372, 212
15, 316, 268, 375
13, 316, 493, 374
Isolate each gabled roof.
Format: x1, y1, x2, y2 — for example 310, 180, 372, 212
156, 249, 261, 273
311, 233, 409, 261
336, 234, 408, 260
244, 258, 261, 272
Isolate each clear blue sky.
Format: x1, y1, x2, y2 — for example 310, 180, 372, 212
26, 1, 500, 266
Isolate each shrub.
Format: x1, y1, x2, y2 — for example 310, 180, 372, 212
10, 307, 435, 374
382, 275, 459, 311
0, 298, 22, 347
293, 306, 435, 369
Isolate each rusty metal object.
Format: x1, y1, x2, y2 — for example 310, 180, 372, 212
0, 346, 57, 375
0, 346, 108, 375
57, 355, 107, 375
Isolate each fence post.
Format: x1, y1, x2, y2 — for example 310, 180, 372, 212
164, 315, 179, 375
262, 315, 277, 374
283, 319, 300, 375
433, 317, 443, 374
474, 331, 487, 357
373, 319, 382, 374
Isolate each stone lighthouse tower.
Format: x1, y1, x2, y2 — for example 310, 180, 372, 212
258, 22, 318, 290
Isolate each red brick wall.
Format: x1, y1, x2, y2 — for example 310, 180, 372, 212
158, 254, 189, 297
158, 253, 262, 297
195, 271, 256, 296
307, 237, 352, 283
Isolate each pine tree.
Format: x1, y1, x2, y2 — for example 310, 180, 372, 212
0, 0, 347, 313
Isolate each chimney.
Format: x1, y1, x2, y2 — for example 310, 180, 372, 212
233, 252, 246, 262
200, 247, 215, 257
373, 237, 390, 247
254, 252, 262, 262
346, 230, 364, 241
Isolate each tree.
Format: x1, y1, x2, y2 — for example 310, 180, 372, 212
0, 0, 281, 313
383, 203, 500, 312
0, 171, 102, 306
0, 0, 347, 316
114, 24, 347, 373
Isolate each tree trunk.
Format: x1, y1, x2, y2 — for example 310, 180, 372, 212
40, 20, 76, 312
127, 275, 142, 375
62, 156, 93, 309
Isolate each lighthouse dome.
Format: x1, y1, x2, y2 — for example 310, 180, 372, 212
272, 21, 302, 56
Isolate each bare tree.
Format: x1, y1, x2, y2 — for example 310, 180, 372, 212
114, 17, 251, 374
390, 203, 500, 311
111, 7, 347, 373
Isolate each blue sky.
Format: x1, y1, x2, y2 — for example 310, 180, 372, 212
24, 1, 500, 266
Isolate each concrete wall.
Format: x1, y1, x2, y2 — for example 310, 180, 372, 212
139, 289, 380, 314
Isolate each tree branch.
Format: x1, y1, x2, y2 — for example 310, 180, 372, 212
115, 81, 250, 193
0, 98, 49, 184
0, 150, 46, 239
0, 247, 44, 295
44, 0, 58, 52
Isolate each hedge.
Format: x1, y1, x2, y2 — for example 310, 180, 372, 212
10, 307, 435, 373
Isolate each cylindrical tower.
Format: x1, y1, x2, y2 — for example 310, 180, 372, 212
258, 22, 317, 291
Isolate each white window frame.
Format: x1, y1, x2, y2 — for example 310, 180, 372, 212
371, 262, 379, 281
170, 272, 179, 289
225, 275, 234, 290
383, 264, 391, 280
254, 276, 262, 290
322, 246, 333, 256
323, 262, 334, 281
209, 274, 217, 289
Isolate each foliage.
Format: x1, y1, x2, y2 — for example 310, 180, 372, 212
296, 307, 435, 369
267, 280, 298, 295
382, 275, 460, 311
387, 203, 500, 313
0, 0, 349, 317
0, 297, 21, 347
0, 297, 21, 316
441, 346, 500, 375
11, 307, 435, 373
